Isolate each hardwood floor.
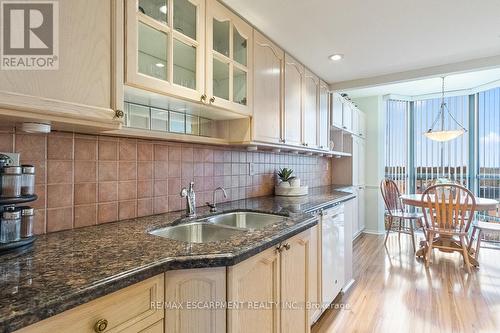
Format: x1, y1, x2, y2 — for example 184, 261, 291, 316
312, 233, 500, 333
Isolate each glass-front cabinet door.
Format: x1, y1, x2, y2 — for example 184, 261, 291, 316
206, 0, 253, 115
126, 0, 205, 101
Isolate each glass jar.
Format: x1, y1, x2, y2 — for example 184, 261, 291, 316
0, 208, 21, 243
0, 166, 22, 198
21, 165, 35, 196
20, 207, 34, 238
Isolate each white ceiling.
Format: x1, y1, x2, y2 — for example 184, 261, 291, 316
344, 67, 500, 98
222, 0, 500, 84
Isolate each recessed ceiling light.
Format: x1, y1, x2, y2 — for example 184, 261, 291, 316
155, 63, 165, 68
329, 54, 344, 61
159, 5, 167, 14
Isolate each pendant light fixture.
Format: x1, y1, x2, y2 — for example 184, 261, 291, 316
423, 77, 467, 142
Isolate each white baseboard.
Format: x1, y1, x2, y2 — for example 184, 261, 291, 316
362, 229, 385, 235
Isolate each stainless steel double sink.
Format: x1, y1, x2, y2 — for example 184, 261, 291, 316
149, 212, 285, 243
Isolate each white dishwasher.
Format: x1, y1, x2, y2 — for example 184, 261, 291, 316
321, 203, 345, 307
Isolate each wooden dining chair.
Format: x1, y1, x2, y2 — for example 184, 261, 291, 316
380, 179, 424, 252
421, 184, 476, 273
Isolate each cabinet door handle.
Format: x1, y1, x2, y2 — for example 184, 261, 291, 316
209, 96, 216, 104
94, 319, 108, 333
200, 94, 207, 103
283, 243, 290, 251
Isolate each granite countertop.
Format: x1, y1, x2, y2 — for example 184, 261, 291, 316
0, 185, 354, 332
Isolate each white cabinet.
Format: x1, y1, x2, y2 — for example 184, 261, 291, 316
352, 136, 365, 186
309, 225, 321, 324
125, 0, 206, 102
227, 229, 312, 333
331, 93, 343, 129
357, 186, 366, 234
206, 0, 253, 115
252, 31, 284, 144
342, 102, 353, 132
318, 81, 330, 150
358, 111, 366, 138
0, 0, 121, 131
165, 268, 226, 333
283, 54, 304, 146
343, 199, 355, 288
302, 70, 319, 148
321, 204, 345, 308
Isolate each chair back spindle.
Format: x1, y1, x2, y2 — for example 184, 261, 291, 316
380, 179, 403, 213
421, 184, 476, 234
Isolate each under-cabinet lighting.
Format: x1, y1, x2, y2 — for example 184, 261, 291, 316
159, 5, 167, 14
155, 63, 165, 68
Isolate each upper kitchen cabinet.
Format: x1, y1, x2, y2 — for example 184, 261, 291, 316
331, 93, 343, 129
302, 69, 319, 149
318, 81, 330, 150
206, 0, 253, 115
342, 100, 353, 132
0, 0, 121, 131
252, 30, 284, 144
283, 54, 304, 146
125, 0, 206, 102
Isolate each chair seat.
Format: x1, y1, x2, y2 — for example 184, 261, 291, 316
473, 221, 500, 232
386, 210, 423, 219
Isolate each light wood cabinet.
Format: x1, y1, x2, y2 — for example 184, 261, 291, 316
165, 268, 226, 333
0, 0, 121, 131
206, 0, 253, 115
228, 229, 313, 333
283, 54, 304, 146
318, 81, 330, 150
125, 0, 206, 102
302, 70, 319, 148
281, 230, 312, 333
16, 274, 165, 333
227, 246, 281, 333
252, 31, 284, 144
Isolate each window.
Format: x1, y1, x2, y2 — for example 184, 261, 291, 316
478, 87, 500, 220
385, 99, 409, 193
413, 95, 469, 193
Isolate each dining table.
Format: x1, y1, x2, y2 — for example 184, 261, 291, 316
400, 194, 499, 267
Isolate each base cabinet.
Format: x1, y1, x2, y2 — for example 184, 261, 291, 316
228, 229, 312, 333
227, 246, 281, 333
16, 275, 165, 333
165, 268, 226, 333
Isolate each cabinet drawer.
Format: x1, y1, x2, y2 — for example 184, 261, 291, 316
16, 274, 164, 333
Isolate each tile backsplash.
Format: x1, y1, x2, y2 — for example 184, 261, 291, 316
0, 127, 332, 234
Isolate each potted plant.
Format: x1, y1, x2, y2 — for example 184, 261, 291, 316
277, 168, 300, 188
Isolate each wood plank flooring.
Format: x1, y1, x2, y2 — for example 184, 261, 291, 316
312, 233, 500, 333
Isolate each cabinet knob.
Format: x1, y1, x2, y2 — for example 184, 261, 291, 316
283, 243, 291, 251
200, 94, 207, 103
114, 110, 124, 119
209, 96, 216, 104
94, 319, 108, 333
280, 139, 286, 143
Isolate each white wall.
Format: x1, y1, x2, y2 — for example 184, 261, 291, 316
352, 96, 386, 234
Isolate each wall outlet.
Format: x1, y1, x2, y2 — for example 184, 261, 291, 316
249, 163, 255, 176
0, 152, 20, 166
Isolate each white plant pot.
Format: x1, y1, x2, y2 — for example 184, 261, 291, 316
278, 181, 291, 188
289, 178, 301, 188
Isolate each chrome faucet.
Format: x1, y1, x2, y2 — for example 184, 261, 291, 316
206, 187, 227, 212
180, 182, 196, 217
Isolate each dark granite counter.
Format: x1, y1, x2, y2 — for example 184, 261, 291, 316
0, 185, 354, 332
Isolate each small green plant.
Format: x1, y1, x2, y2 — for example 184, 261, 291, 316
277, 168, 295, 184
